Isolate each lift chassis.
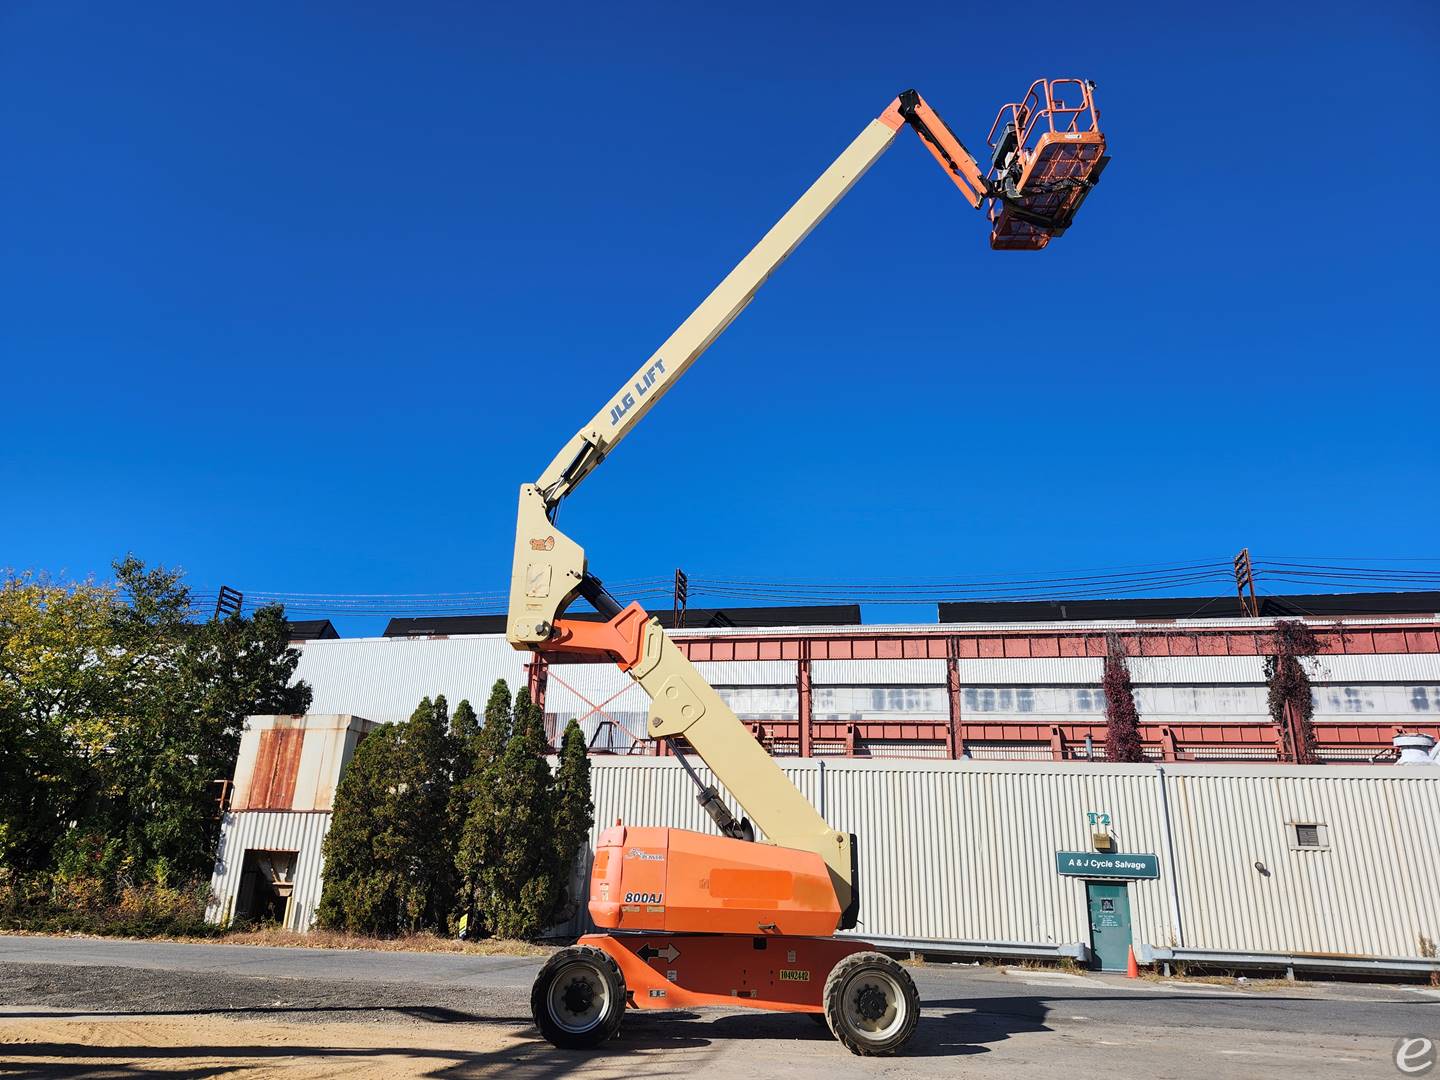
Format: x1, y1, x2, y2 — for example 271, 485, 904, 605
510, 80, 1108, 1055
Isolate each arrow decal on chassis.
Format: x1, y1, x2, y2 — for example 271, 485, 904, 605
637, 943, 681, 964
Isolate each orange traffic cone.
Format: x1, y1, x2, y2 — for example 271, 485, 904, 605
1126, 946, 1140, 978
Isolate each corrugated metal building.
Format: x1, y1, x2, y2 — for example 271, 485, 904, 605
208, 744, 1440, 972
577, 757, 1440, 966
204, 610, 1440, 970
207, 714, 374, 931
287, 616, 1440, 760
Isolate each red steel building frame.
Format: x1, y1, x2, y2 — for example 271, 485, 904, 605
529, 621, 1440, 764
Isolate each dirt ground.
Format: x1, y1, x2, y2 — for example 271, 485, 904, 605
0, 1007, 1403, 1080
0, 1015, 541, 1080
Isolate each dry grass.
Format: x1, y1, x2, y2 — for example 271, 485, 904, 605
1140, 971, 1297, 991
992, 957, 1084, 975
204, 927, 554, 957
2, 925, 552, 957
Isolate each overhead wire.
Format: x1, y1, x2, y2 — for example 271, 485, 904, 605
183, 555, 1440, 620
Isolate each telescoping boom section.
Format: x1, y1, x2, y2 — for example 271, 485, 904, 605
510, 80, 1109, 1056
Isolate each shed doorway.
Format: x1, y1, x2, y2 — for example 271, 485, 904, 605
236, 850, 298, 928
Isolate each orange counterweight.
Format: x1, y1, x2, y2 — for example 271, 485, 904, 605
590, 825, 842, 938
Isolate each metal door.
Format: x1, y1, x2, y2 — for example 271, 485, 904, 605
1085, 882, 1132, 972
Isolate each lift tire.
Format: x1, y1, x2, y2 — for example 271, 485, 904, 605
530, 945, 626, 1049
822, 951, 920, 1056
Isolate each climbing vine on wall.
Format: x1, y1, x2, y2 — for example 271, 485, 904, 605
1102, 633, 1146, 763
1264, 620, 1320, 764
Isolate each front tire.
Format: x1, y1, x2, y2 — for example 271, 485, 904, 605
823, 951, 919, 1056
530, 946, 626, 1049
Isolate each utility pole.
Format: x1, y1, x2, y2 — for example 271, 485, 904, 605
215, 585, 244, 620
1233, 549, 1258, 618
673, 568, 688, 629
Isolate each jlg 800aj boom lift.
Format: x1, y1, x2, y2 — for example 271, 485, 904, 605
509, 79, 1108, 1055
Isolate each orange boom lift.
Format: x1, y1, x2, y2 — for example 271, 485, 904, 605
507, 79, 1108, 1055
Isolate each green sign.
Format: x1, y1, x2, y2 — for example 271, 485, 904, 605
1055, 851, 1159, 879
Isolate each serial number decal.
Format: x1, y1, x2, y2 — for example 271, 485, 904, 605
778, 969, 811, 982
624, 891, 663, 904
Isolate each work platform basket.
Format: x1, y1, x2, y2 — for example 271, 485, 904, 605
986, 78, 1108, 250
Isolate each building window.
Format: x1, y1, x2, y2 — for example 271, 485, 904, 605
1288, 822, 1330, 850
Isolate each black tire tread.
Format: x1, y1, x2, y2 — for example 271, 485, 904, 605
529, 945, 626, 1049
822, 950, 919, 1056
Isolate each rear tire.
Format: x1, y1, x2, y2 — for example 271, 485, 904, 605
823, 951, 919, 1056
530, 946, 626, 1049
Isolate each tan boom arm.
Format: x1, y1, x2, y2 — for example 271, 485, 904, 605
507, 91, 993, 927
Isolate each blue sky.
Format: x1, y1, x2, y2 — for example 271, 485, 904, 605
3, 2, 1437, 628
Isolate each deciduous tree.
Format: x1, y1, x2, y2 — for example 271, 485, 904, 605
102, 558, 311, 883
0, 571, 119, 873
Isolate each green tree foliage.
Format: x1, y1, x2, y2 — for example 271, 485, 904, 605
324, 680, 595, 942
0, 571, 119, 873
315, 724, 406, 932
316, 696, 459, 934
478, 679, 513, 764
451, 699, 481, 752
455, 680, 512, 930
103, 558, 312, 882
0, 557, 309, 891
549, 719, 594, 921
1102, 633, 1146, 763
445, 698, 480, 930
1265, 620, 1320, 764
478, 688, 560, 939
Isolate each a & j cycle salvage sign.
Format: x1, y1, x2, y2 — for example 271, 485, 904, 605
1055, 852, 1160, 879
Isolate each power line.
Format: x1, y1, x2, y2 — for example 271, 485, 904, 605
183, 554, 1440, 620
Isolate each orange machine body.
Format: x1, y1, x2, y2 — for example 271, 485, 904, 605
581, 930, 874, 1013
589, 825, 842, 938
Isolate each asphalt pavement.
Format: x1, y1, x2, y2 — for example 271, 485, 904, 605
1, 934, 1436, 1079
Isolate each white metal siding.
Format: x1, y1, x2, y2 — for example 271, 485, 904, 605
1128, 656, 1265, 684
207, 811, 333, 932
288, 633, 1439, 737
1164, 769, 1440, 957
294, 636, 529, 724
813, 659, 947, 685
826, 762, 1172, 949
696, 661, 798, 686
579, 758, 1440, 959
1130, 653, 1440, 685
1309, 653, 1440, 683
956, 658, 1102, 685
211, 755, 1440, 959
